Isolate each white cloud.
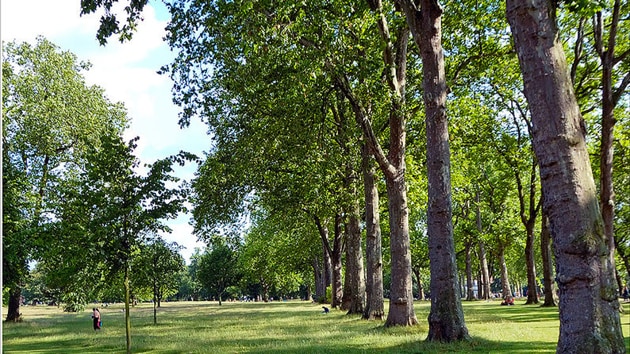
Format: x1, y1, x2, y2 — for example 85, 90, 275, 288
162, 219, 207, 264
1, 0, 98, 44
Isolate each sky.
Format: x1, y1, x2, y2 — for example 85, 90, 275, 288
1, 0, 209, 262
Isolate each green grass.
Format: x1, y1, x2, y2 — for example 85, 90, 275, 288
3, 300, 629, 353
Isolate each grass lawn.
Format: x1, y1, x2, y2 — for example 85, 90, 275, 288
2, 299, 629, 353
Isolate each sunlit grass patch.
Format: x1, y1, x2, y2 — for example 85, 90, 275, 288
3, 299, 629, 353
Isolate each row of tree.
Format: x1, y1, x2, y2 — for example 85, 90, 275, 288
164, 0, 625, 352
3, 0, 629, 353
121, 0, 625, 351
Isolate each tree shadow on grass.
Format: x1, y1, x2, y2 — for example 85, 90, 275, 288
208, 337, 556, 354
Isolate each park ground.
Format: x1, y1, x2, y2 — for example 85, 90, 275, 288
2, 299, 630, 353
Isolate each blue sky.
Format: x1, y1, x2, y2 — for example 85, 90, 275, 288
2, 0, 208, 262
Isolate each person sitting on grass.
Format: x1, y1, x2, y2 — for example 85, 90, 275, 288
501, 296, 515, 306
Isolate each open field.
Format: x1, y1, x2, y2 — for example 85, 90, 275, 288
3, 299, 630, 353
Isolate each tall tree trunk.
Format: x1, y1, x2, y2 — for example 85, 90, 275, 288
506, 1, 625, 351
342, 170, 365, 314
595, 0, 628, 274
476, 192, 491, 300
153, 281, 158, 324
313, 258, 326, 302
540, 212, 556, 307
383, 174, 417, 326
517, 165, 541, 305
506, 137, 541, 304
337, 81, 417, 323
478, 253, 491, 299
524, 224, 538, 304
417, 275, 425, 301
332, 214, 344, 308
125, 265, 132, 354
347, 0, 415, 327
399, 0, 469, 341
362, 143, 384, 320
313, 215, 343, 307
341, 229, 352, 311
323, 239, 333, 289
476, 272, 482, 300
412, 268, 426, 301
499, 244, 511, 299
465, 242, 475, 301
5, 288, 23, 322
346, 209, 365, 314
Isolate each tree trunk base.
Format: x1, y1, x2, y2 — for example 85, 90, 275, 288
362, 310, 384, 321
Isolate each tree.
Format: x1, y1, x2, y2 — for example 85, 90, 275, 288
563, 0, 630, 295
2, 37, 127, 322
132, 237, 185, 324
506, 0, 625, 352
335, 0, 419, 326
197, 241, 241, 305
79, 133, 190, 353
362, 143, 385, 320
593, 0, 629, 278
397, 0, 469, 340
179, 248, 205, 301
239, 210, 319, 302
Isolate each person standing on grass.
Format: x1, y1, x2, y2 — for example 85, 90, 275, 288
92, 308, 101, 331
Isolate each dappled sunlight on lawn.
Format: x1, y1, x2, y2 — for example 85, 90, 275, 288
3, 300, 629, 353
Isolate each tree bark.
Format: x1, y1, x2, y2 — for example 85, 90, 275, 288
594, 0, 628, 274
465, 242, 475, 301
125, 265, 132, 354
506, 0, 625, 351
476, 191, 491, 300
5, 288, 23, 322
313, 257, 326, 302
398, 0, 468, 340
153, 281, 158, 324
384, 174, 418, 326
339, 1, 416, 325
524, 224, 538, 304
314, 215, 343, 307
478, 242, 491, 300
332, 214, 344, 308
540, 212, 556, 307
417, 276, 425, 301
323, 239, 333, 289
341, 220, 352, 311
499, 244, 511, 299
517, 166, 540, 305
362, 143, 384, 320
344, 207, 365, 315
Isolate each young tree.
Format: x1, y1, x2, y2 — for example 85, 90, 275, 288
506, 0, 625, 351
81, 134, 190, 353
132, 237, 185, 324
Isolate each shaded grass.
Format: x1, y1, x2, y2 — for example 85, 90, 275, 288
3, 299, 629, 353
